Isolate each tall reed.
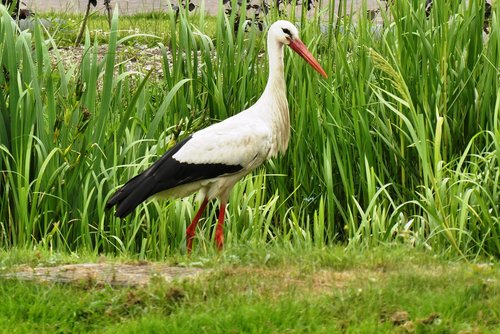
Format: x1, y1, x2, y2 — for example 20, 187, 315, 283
0, 0, 498, 258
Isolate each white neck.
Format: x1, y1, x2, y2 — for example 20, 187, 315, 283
254, 37, 290, 155
261, 38, 286, 100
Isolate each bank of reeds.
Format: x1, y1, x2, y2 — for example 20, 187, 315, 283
0, 1, 498, 258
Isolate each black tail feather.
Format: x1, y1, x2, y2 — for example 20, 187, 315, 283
106, 173, 155, 218
106, 136, 196, 218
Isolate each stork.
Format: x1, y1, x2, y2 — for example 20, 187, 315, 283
106, 20, 327, 253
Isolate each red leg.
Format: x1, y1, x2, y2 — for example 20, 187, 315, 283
215, 203, 226, 251
186, 198, 208, 254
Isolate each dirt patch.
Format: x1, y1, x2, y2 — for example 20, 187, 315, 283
3, 263, 206, 287
221, 266, 384, 298
1, 259, 469, 291
2, 262, 381, 291
51, 44, 168, 78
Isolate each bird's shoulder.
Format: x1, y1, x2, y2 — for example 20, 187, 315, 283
172, 113, 272, 166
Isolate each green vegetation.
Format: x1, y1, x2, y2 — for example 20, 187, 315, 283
2, 3, 498, 332
1, 246, 499, 333
38, 10, 218, 46
0, 0, 499, 260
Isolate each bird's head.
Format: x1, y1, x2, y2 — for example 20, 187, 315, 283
269, 20, 301, 46
269, 20, 328, 78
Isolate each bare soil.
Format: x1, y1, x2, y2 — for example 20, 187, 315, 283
52, 44, 167, 78
2, 262, 378, 289
3, 262, 206, 286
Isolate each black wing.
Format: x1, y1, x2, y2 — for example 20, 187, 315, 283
106, 135, 243, 218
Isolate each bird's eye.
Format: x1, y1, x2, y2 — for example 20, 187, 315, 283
282, 28, 292, 37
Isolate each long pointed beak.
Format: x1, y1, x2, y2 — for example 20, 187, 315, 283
289, 38, 328, 78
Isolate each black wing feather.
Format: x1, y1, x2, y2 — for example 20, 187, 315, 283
106, 135, 243, 218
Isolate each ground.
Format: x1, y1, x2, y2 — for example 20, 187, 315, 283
52, 44, 166, 78
1, 246, 499, 333
4, 262, 205, 286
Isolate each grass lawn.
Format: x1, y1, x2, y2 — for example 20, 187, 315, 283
1, 3, 499, 332
1, 246, 499, 333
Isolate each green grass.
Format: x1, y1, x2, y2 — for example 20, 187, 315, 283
0, 0, 499, 259
1, 2, 498, 332
38, 10, 219, 47
1, 246, 499, 333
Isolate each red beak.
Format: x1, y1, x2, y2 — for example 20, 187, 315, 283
289, 38, 328, 78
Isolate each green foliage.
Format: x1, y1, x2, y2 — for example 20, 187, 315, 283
0, 0, 499, 258
0, 247, 499, 333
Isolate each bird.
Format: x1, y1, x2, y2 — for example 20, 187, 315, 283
106, 20, 327, 253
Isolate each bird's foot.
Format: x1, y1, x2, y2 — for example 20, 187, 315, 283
215, 231, 224, 251
186, 224, 198, 255
186, 236, 194, 254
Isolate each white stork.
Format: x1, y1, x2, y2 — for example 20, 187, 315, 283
106, 20, 327, 252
